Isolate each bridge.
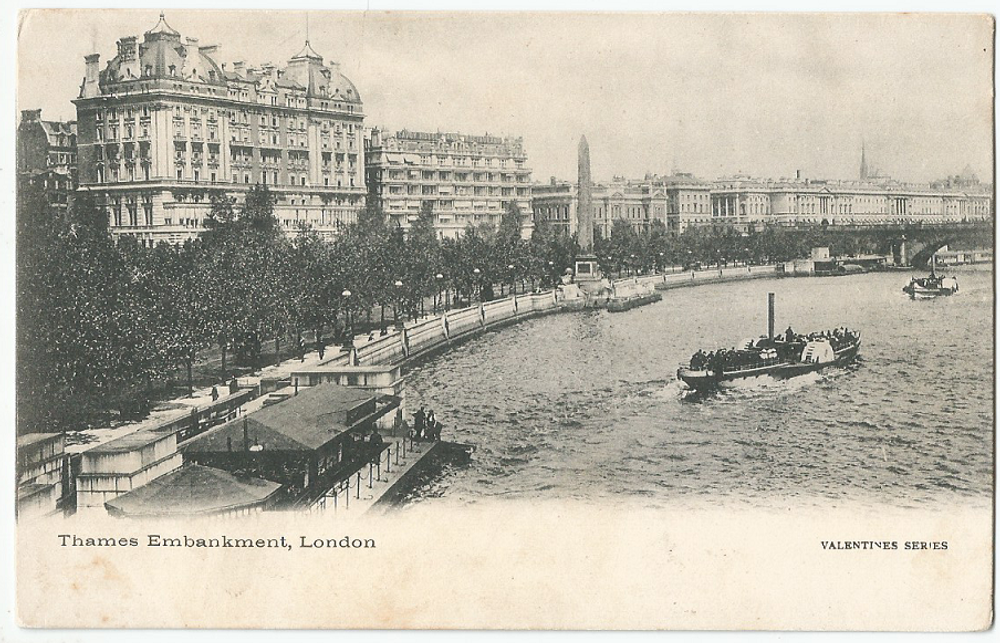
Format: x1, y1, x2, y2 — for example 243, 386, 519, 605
780, 220, 994, 268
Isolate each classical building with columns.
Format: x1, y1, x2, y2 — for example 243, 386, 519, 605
532, 173, 713, 238
364, 128, 533, 239
711, 172, 993, 230
74, 13, 366, 245
537, 170, 992, 239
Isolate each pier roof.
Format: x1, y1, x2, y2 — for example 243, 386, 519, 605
184, 384, 374, 453
16, 433, 63, 450
104, 464, 281, 517
86, 429, 172, 454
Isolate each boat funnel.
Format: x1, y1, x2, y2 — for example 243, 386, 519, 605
768, 292, 775, 340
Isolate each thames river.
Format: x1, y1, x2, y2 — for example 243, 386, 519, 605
400, 267, 993, 509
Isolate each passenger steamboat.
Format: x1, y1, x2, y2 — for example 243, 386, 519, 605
676, 293, 862, 391
903, 256, 958, 299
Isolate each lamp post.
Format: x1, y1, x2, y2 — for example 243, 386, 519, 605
472, 267, 482, 302
507, 264, 516, 295
341, 289, 353, 348
435, 273, 444, 314
658, 251, 665, 273
393, 280, 404, 329
630, 253, 637, 277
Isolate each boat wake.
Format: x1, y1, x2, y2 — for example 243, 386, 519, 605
678, 369, 825, 403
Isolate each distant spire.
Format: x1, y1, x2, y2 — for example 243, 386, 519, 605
859, 138, 869, 181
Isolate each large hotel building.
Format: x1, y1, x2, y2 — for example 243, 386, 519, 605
74, 14, 366, 244
365, 128, 533, 238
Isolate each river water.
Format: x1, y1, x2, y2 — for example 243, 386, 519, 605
400, 267, 994, 510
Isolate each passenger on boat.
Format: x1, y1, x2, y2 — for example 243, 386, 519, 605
785, 326, 795, 342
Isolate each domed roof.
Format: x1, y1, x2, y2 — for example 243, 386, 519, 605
283, 41, 362, 104
327, 70, 362, 105
100, 13, 225, 86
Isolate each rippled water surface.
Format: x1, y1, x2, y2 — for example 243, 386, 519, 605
401, 268, 994, 509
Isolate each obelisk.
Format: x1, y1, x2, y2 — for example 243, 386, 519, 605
577, 135, 594, 252
573, 135, 602, 291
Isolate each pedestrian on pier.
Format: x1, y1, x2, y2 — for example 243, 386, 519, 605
414, 406, 426, 439
297, 336, 306, 361
228, 376, 239, 395
211, 386, 219, 402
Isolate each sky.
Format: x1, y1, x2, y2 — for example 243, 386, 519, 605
15, 8, 995, 184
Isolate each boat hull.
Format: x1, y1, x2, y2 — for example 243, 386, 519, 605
677, 340, 861, 391
904, 285, 957, 299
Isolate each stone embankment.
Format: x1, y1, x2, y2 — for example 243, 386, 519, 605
345, 265, 781, 368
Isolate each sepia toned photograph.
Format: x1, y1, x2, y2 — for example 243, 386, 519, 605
8, 6, 996, 632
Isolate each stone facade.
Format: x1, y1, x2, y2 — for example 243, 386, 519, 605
74, 14, 366, 245
711, 174, 993, 229
534, 172, 993, 237
533, 173, 713, 238
365, 128, 533, 238
17, 109, 78, 213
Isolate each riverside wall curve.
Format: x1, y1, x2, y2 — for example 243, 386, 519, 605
348, 265, 782, 371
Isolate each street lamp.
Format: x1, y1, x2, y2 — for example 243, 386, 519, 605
472, 268, 482, 302
341, 289, 353, 348
393, 280, 405, 329
435, 273, 444, 314
507, 263, 516, 295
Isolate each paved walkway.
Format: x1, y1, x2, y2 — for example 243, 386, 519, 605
315, 437, 440, 518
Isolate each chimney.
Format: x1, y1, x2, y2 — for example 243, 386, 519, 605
117, 36, 137, 61
795, 169, 802, 180
85, 53, 100, 83
20, 109, 42, 124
